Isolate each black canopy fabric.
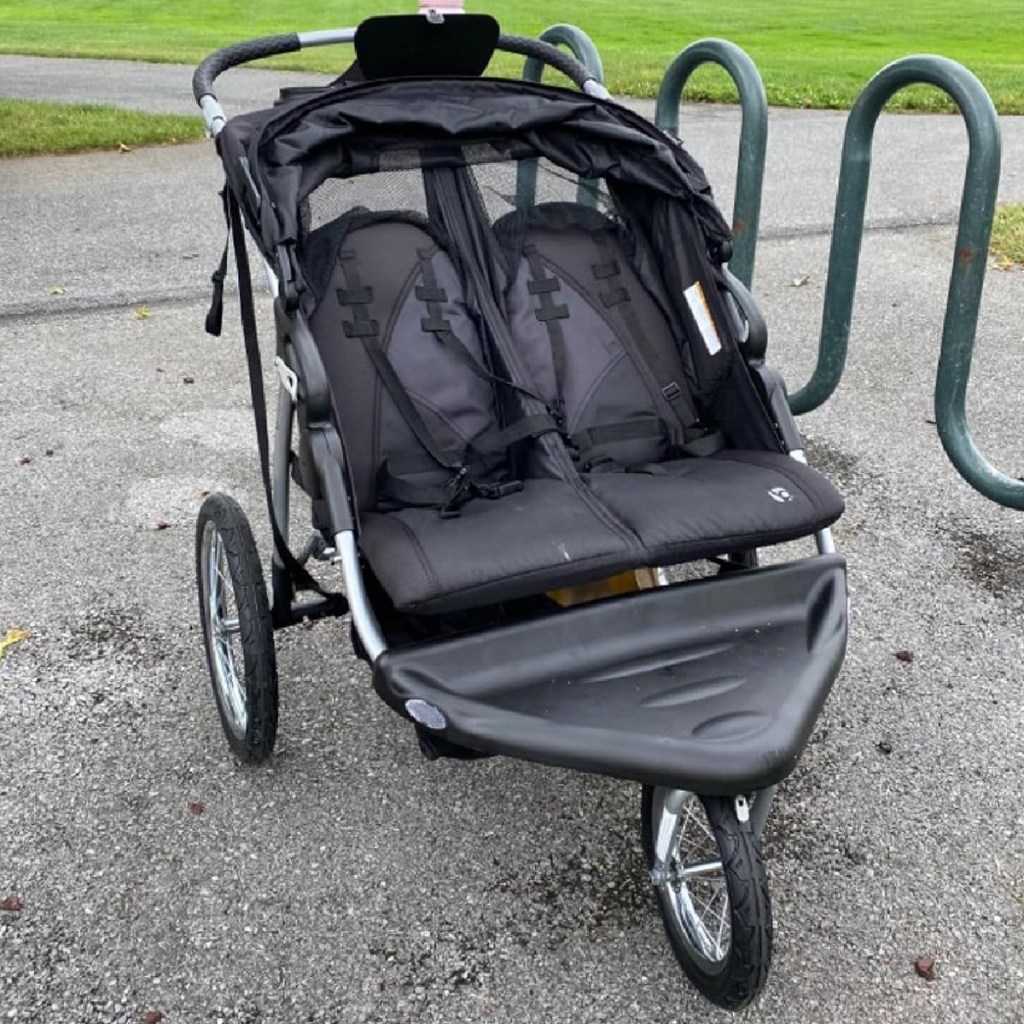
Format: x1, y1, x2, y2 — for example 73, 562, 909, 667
213, 75, 786, 453
216, 77, 732, 262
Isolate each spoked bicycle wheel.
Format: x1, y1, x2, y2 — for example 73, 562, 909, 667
196, 493, 278, 763
641, 786, 772, 1010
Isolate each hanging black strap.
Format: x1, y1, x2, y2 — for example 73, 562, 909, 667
205, 189, 231, 338
591, 232, 725, 457
223, 189, 347, 604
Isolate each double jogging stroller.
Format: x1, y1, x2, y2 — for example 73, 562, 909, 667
192, 12, 848, 1010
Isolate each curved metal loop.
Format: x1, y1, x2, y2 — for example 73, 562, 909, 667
520, 23, 605, 89
655, 39, 768, 288
516, 24, 606, 208
788, 55, 1021, 510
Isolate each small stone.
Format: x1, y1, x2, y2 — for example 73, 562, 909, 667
153, 521, 171, 531
914, 955, 936, 981
142, 1011, 165, 1024
182, 376, 195, 384
895, 650, 915, 663
0, 896, 24, 913
188, 801, 204, 816
877, 739, 893, 755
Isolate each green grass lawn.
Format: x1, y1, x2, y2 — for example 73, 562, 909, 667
1, 0, 1023, 111
0, 98, 204, 157
990, 205, 1024, 268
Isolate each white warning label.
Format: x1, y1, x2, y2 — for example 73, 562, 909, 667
684, 281, 722, 356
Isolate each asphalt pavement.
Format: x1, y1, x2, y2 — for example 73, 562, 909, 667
1, 55, 1023, 1024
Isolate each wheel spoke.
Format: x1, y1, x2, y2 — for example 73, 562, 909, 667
653, 790, 734, 968
203, 524, 248, 737
714, 893, 729, 957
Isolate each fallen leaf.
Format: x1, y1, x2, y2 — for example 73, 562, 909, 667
117, 142, 133, 154
914, 955, 936, 981
153, 521, 171, 531
182, 376, 195, 384
135, 306, 151, 320
0, 629, 30, 660
48, 286, 67, 296
876, 739, 893, 755
141, 1012, 165, 1024
791, 274, 811, 287
188, 801, 204, 816
0, 896, 24, 913
895, 650, 914, 664
17, 456, 31, 466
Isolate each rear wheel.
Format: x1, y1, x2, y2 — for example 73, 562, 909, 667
196, 494, 278, 763
641, 786, 772, 1010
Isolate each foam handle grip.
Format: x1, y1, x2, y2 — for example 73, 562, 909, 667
193, 33, 302, 104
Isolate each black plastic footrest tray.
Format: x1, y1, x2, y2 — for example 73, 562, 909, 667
373, 555, 848, 793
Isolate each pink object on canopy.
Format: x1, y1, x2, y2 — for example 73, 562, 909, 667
419, 0, 465, 11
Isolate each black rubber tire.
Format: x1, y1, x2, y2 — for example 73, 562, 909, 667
641, 787, 773, 1011
195, 493, 278, 763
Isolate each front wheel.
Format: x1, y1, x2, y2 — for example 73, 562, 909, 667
641, 786, 772, 1010
196, 493, 278, 763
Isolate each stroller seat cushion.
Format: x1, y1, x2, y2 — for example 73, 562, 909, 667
583, 450, 844, 561
360, 450, 842, 613
359, 477, 637, 613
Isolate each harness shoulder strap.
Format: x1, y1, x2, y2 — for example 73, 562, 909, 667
336, 248, 546, 517
591, 231, 725, 457
522, 244, 570, 419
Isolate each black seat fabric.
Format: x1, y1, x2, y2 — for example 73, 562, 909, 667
304, 212, 513, 512
303, 206, 843, 615
495, 203, 706, 472
359, 453, 842, 613
359, 478, 636, 614
583, 451, 843, 564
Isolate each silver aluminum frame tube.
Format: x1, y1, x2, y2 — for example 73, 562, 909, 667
790, 448, 837, 554
296, 28, 358, 47
334, 531, 387, 662
270, 384, 293, 572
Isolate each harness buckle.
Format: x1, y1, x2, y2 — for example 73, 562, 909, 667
439, 465, 472, 518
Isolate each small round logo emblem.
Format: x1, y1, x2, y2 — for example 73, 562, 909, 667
768, 487, 793, 503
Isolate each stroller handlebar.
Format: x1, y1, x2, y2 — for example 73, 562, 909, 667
193, 32, 302, 106
193, 24, 608, 136
497, 34, 607, 95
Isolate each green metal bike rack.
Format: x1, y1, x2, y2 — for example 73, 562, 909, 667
517, 24, 604, 208
655, 40, 768, 289
787, 55, 1022, 510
